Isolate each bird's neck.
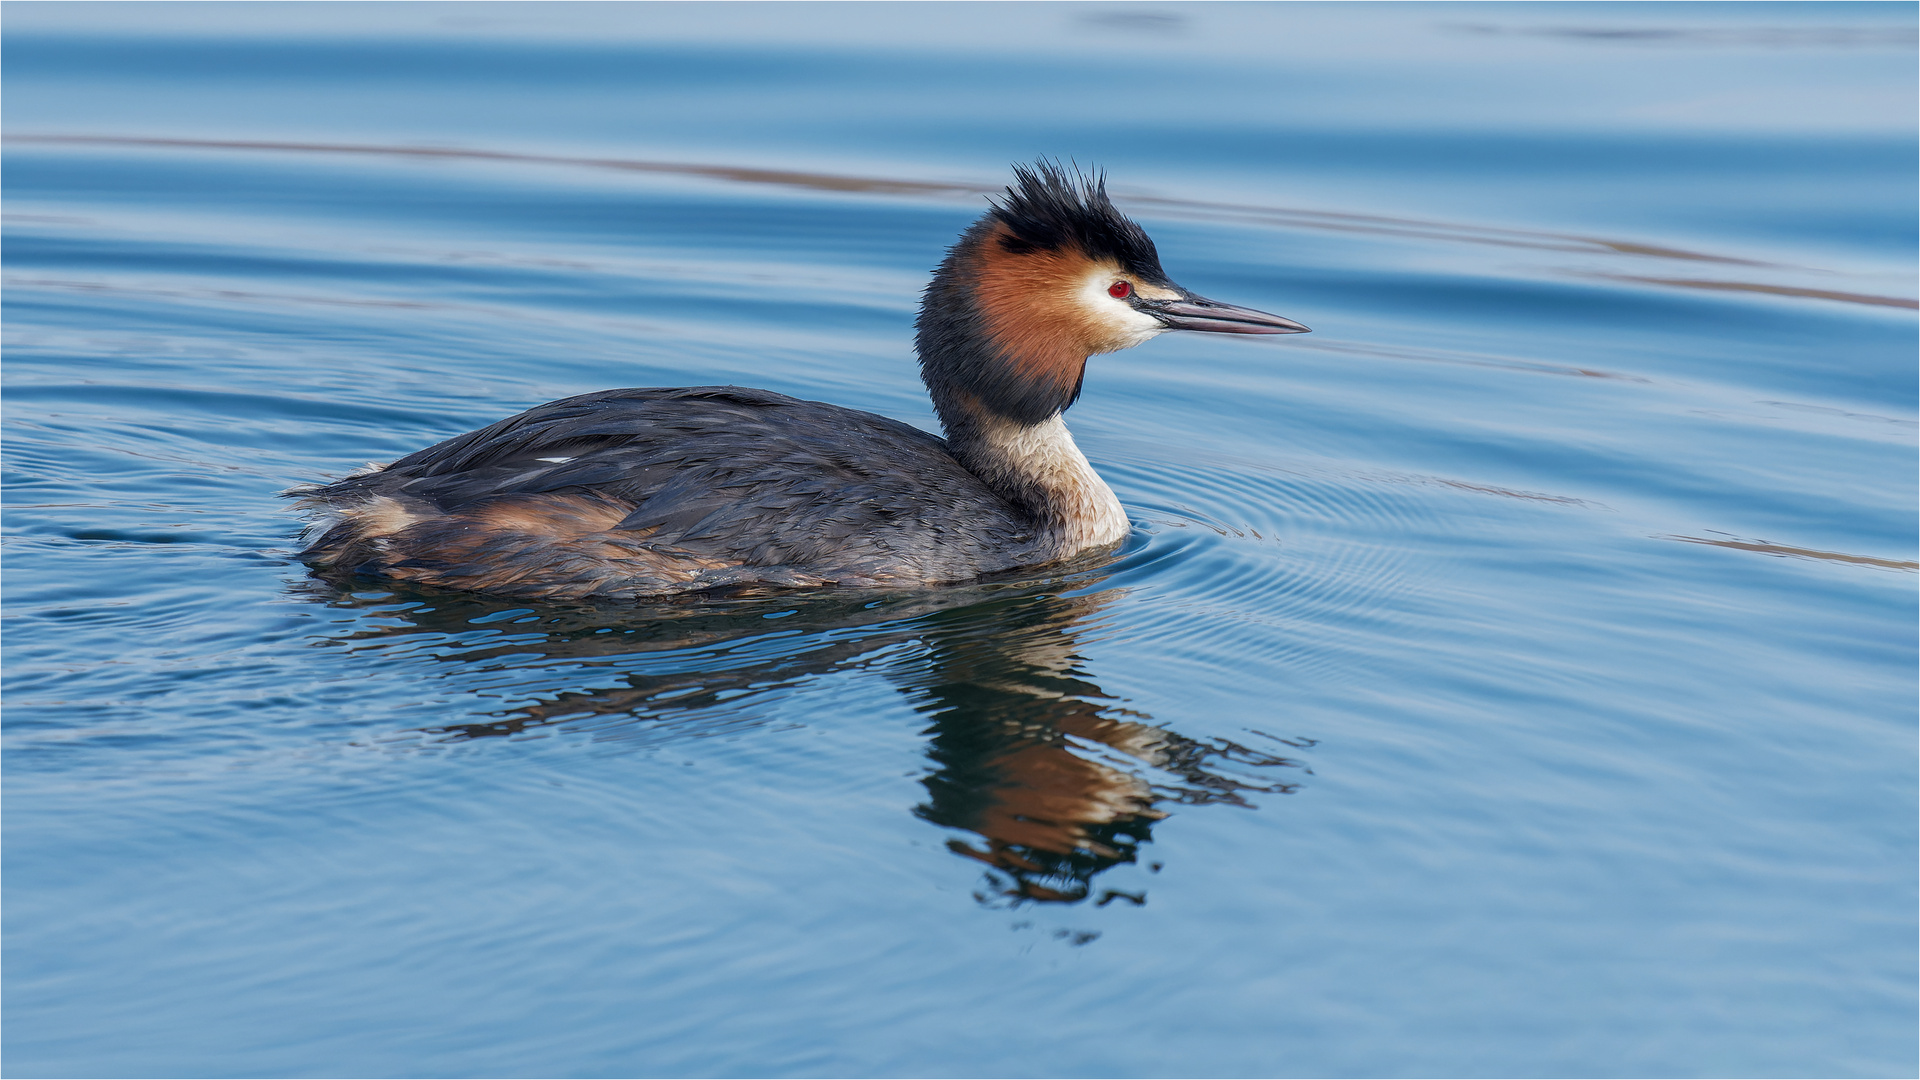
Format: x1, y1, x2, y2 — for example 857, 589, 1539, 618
914, 226, 1127, 557
939, 401, 1129, 558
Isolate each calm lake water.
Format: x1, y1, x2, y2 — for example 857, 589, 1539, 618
4, 3, 1915, 1077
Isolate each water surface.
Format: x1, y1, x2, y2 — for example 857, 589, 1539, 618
4, 3, 1915, 1077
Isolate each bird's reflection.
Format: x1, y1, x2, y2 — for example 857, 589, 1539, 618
300, 571, 1310, 905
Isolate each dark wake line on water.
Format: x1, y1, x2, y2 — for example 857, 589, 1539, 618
1293, 338, 1652, 382
1590, 273, 1920, 311
3, 275, 447, 312
17, 133, 1894, 292
1755, 401, 1919, 430
5, 132, 990, 196
1662, 533, 1918, 571
1416, 477, 1600, 507
1118, 196, 1770, 266
1441, 23, 1920, 49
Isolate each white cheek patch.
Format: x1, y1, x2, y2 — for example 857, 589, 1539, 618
1075, 269, 1167, 352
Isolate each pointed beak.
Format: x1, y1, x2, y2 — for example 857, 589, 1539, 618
1145, 294, 1310, 335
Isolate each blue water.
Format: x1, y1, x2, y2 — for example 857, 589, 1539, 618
4, 3, 1915, 1077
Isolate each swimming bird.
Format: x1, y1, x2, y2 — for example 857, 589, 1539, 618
290, 162, 1308, 600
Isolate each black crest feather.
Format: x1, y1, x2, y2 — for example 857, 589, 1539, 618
990, 160, 1165, 279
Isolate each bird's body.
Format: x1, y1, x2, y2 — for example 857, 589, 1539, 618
292, 385, 1096, 599
291, 163, 1305, 600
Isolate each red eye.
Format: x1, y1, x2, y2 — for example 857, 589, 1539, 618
1109, 280, 1132, 299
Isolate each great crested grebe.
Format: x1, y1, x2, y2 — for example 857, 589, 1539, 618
290, 162, 1308, 600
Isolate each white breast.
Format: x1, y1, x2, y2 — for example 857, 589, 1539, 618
978, 414, 1130, 555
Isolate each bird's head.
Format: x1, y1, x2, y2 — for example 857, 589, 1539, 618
917, 161, 1307, 430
